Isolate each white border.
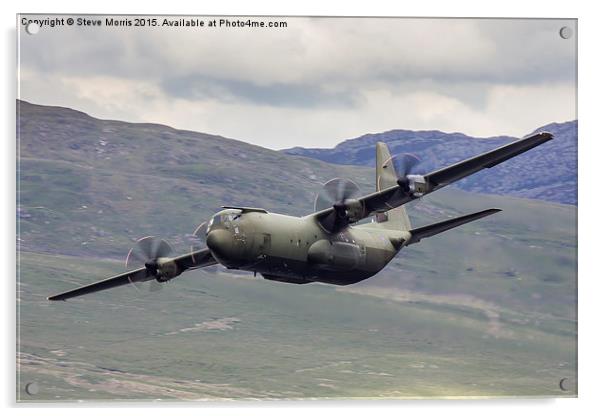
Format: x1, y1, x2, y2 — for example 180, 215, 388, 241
3, 0, 600, 414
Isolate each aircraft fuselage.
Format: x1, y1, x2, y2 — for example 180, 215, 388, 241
205, 209, 408, 285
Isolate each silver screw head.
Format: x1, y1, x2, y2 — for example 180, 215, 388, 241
559, 26, 573, 40
25, 382, 39, 395
25, 22, 40, 35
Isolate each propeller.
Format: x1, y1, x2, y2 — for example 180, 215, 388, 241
378, 153, 422, 192
314, 178, 361, 212
188, 221, 209, 263
314, 178, 362, 231
377, 153, 427, 211
125, 236, 174, 293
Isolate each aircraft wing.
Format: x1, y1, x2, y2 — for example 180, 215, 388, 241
312, 131, 552, 232
423, 131, 553, 191
47, 248, 217, 301
175, 247, 218, 270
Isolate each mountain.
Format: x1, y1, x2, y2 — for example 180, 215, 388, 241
282, 122, 577, 205
16, 100, 576, 400
17, 100, 373, 258
16, 99, 577, 314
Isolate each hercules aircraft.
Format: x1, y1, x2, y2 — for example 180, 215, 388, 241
48, 132, 552, 301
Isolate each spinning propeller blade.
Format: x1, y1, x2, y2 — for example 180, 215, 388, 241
125, 236, 174, 294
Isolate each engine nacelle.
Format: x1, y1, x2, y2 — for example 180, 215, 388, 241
342, 198, 364, 222
307, 239, 362, 270
155, 257, 180, 282
407, 174, 428, 196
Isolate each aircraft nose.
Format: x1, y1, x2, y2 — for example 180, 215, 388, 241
206, 230, 233, 259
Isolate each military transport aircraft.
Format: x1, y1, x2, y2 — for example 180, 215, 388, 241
48, 132, 552, 301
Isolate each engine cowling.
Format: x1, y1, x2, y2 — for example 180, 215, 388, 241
407, 174, 428, 196
342, 198, 364, 222
155, 257, 180, 282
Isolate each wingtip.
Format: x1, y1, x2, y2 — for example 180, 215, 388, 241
537, 131, 554, 140
480, 208, 502, 216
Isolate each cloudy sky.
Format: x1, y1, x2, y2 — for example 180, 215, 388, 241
18, 16, 576, 149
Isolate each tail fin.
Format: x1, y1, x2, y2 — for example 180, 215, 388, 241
375, 142, 411, 231
406, 209, 501, 246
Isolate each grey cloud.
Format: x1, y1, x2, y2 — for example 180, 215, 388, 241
20, 27, 129, 77
471, 19, 576, 83
161, 75, 360, 108
17, 16, 577, 148
20, 17, 576, 87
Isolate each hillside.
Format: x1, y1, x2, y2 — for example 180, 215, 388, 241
17, 100, 372, 258
16, 100, 576, 400
283, 121, 577, 205
16, 98, 577, 324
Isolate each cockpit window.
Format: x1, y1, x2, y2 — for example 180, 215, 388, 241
223, 214, 236, 229
226, 214, 237, 222
207, 215, 220, 232
207, 210, 241, 231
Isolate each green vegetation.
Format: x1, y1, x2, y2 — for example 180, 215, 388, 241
17, 101, 576, 400
18, 251, 576, 401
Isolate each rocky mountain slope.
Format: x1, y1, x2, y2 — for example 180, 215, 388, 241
283, 121, 577, 204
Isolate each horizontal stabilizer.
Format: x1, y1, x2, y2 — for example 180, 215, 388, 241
406, 208, 501, 245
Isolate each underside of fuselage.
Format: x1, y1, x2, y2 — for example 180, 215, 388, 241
255, 255, 378, 286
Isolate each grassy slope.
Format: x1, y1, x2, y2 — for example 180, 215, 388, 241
17, 101, 576, 400
19, 252, 575, 401
18, 100, 369, 258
